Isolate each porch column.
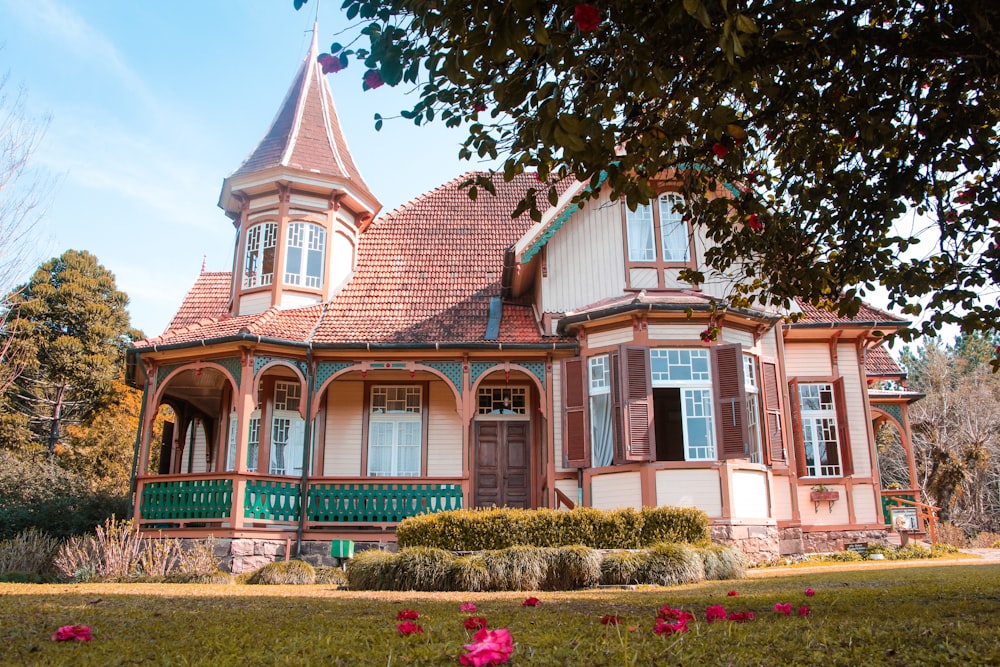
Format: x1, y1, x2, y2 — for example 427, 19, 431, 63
230, 351, 257, 530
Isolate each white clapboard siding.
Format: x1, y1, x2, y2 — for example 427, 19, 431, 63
427, 381, 463, 476
647, 323, 705, 340
281, 293, 322, 310
328, 231, 355, 292
238, 291, 273, 316
590, 471, 643, 510
771, 475, 794, 522
852, 485, 879, 524
731, 470, 770, 519
540, 191, 627, 313
799, 484, 850, 525
783, 342, 832, 377
721, 328, 755, 349
551, 363, 568, 472
289, 194, 330, 210
760, 327, 780, 359
588, 327, 634, 349
323, 381, 363, 475
555, 479, 580, 509
181, 420, 208, 474
655, 469, 722, 517
837, 343, 871, 477
248, 194, 281, 210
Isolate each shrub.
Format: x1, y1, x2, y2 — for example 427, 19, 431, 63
448, 554, 491, 592
640, 507, 711, 546
478, 545, 547, 591
314, 565, 348, 586
162, 570, 234, 585
245, 560, 316, 585
392, 547, 454, 591
699, 544, 746, 580
600, 550, 647, 586
346, 549, 398, 590
173, 538, 222, 575
53, 516, 143, 582
541, 545, 602, 590
935, 522, 969, 547
0, 528, 60, 575
641, 543, 706, 586
138, 536, 183, 577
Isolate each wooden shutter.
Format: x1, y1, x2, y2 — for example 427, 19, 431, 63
787, 378, 808, 477
711, 343, 749, 460
617, 346, 656, 462
562, 357, 590, 468
760, 360, 785, 466
832, 377, 854, 476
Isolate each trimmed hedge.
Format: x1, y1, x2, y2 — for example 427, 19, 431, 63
396, 506, 710, 550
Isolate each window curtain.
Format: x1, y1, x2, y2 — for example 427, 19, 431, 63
626, 204, 655, 261
590, 394, 613, 467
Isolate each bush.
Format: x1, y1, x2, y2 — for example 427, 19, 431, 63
448, 554, 491, 592
314, 566, 348, 586
600, 550, 647, 586
541, 545, 603, 590
162, 570, 234, 585
0, 528, 60, 575
346, 549, 398, 591
245, 560, 316, 585
478, 545, 548, 591
699, 544, 746, 580
53, 516, 143, 582
641, 543, 705, 586
396, 506, 710, 550
392, 547, 454, 591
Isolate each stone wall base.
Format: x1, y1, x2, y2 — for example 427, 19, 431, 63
801, 529, 889, 554
710, 524, 780, 564
173, 538, 396, 574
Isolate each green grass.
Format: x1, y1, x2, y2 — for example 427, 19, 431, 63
2, 562, 999, 665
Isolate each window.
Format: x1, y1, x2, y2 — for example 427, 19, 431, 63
243, 222, 276, 288
477, 386, 528, 415
274, 381, 300, 411
625, 193, 691, 263
650, 348, 716, 461
797, 383, 842, 477
270, 381, 303, 477
743, 355, 763, 464
285, 221, 326, 288
589, 355, 613, 467
246, 416, 260, 473
226, 412, 238, 472
368, 386, 422, 476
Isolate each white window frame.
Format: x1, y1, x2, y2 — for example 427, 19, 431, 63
270, 381, 304, 477
658, 193, 690, 262
367, 386, 423, 477
650, 348, 716, 461
743, 354, 764, 464
284, 221, 326, 288
246, 415, 260, 473
798, 383, 842, 477
476, 386, 530, 418
624, 193, 691, 265
588, 355, 613, 467
243, 222, 277, 288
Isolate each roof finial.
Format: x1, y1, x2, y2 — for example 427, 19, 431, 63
201, 255, 207, 273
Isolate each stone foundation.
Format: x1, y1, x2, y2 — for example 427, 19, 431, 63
801, 529, 889, 554
710, 524, 780, 564
174, 538, 396, 574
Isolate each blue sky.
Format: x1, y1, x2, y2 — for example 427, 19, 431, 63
1, 0, 491, 336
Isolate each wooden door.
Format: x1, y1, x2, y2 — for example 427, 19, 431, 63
474, 421, 531, 508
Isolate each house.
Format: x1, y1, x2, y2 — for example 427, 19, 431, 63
127, 33, 923, 571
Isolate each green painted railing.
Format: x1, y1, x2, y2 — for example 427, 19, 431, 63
244, 479, 302, 523
140, 479, 233, 521
307, 483, 463, 523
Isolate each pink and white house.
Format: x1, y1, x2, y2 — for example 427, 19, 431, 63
128, 34, 923, 569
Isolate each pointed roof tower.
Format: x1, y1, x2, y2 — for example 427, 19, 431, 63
219, 27, 381, 219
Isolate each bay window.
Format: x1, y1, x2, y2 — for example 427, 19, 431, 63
243, 222, 277, 288
285, 221, 326, 288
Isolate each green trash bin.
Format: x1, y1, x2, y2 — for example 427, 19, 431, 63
330, 539, 355, 560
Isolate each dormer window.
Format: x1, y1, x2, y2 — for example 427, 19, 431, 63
244, 222, 277, 288
285, 221, 326, 288
623, 193, 693, 289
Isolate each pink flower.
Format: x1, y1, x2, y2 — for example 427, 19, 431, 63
774, 602, 792, 616
473, 103, 487, 113
727, 590, 739, 597
397, 609, 419, 621
573, 4, 601, 32
460, 603, 478, 612
804, 588, 815, 597
464, 616, 489, 631
522, 597, 541, 607
600, 614, 623, 626
657, 606, 694, 622
396, 621, 423, 636
317, 53, 344, 74
747, 213, 762, 231
712, 142, 729, 158
705, 605, 727, 624
798, 605, 811, 617
51, 625, 93, 642
654, 619, 689, 635
363, 70, 384, 90
460, 627, 514, 666
727, 611, 756, 623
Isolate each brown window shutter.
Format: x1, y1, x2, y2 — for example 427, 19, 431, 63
787, 378, 808, 477
562, 357, 590, 468
832, 377, 854, 476
711, 343, 749, 460
760, 360, 785, 465
610, 349, 625, 464
618, 345, 655, 462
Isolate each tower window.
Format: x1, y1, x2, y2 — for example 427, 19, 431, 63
285, 221, 326, 288
243, 222, 277, 288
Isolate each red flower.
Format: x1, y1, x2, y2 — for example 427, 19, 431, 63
363, 70, 384, 90
600, 614, 623, 625
798, 605, 811, 617
473, 102, 487, 113
51, 625, 92, 642
396, 621, 423, 636
522, 597, 541, 607
464, 616, 489, 630
712, 142, 729, 158
397, 609, 419, 621
654, 619, 689, 635
727, 591, 739, 597
573, 4, 601, 32
657, 606, 694, 622
726, 611, 756, 623
317, 53, 344, 74
705, 605, 727, 624
461, 627, 514, 666
774, 602, 792, 616
804, 588, 815, 597
747, 213, 762, 231
460, 603, 478, 612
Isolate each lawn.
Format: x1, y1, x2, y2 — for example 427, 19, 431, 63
3, 561, 999, 666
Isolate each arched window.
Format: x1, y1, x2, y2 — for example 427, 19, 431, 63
285, 221, 326, 288
243, 222, 277, 288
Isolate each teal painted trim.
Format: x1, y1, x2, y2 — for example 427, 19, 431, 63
216, 357, 242, 389
315, 361, 352, 391
244, 479, 302, 522
254, 356, 306, 377
156, 363, 185, 386
522, 361, 546, 385
425, 361, 464, 394
469, 361, 498, 385
307, 483, 463, 523
873, 402, 904, 424
522, 172, 608, 263
140, 479, 234, 521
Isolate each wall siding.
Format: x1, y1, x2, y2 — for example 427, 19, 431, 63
771, 475, 794, 521
590, 471, 643, 510
837, 342, 872, 477
721, 329, 755, 349
851, 484, 880, 524
427, 381, 463, 477
655, 469, 722, 517
555, 478, 580, 509
588, 327, 634, 349
783, 342, 832, 377
323, 381, 363, 475
238, 291, 273, 316
760, 327, 780, 359
799, 484, 850, 525
281, 293, 322, 310
541, 190, 627, 314
731, 470, 770, 519
647, 323, 705, 340
551, 363, 568, 472
182, 421, 208, 474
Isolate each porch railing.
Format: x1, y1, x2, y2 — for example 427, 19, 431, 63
139, 477, 234, 525
307, 482, 463, 524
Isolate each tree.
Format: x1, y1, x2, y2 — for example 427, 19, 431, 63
0, 250, 137, 456
302, 0, 1000, 341
63, 380, 142, 496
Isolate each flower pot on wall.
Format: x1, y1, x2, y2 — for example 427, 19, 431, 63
810, 490, 839, 513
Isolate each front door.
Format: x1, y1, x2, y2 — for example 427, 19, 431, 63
474, 421, 530, 508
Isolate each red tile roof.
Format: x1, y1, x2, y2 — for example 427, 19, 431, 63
792, 298, 907, 326
865, 345, 905, 378
138, 172, 564, 349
